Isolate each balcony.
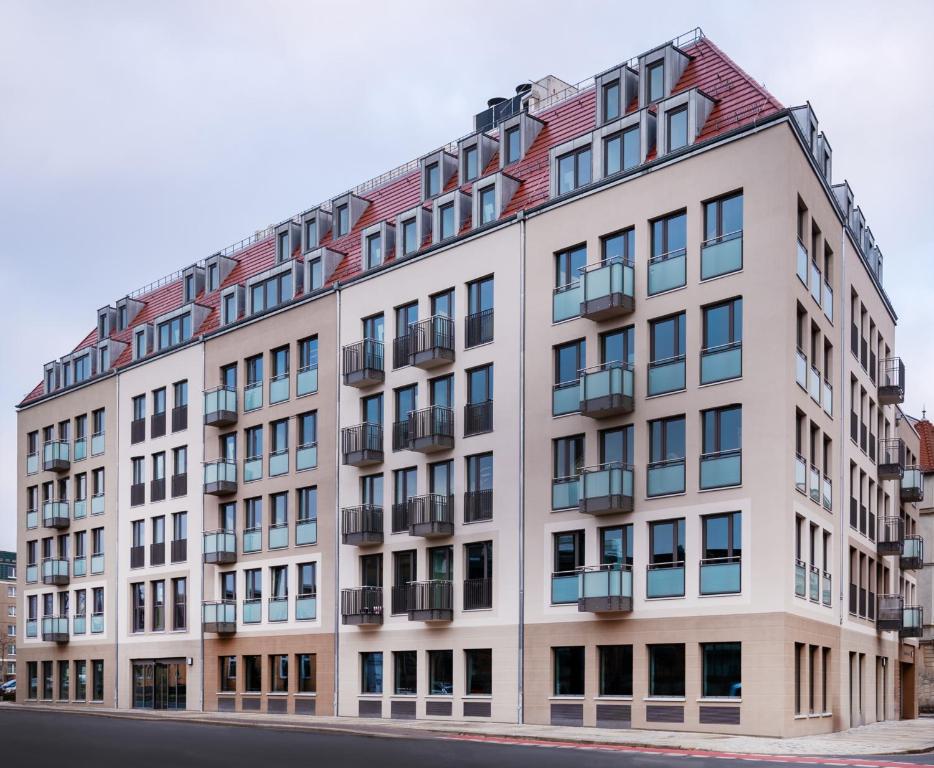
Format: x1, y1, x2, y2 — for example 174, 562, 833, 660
407, 406, 454, 453
877, 516, 904, 556
701, 231, 742, 281
647, 459, 685, 497
647, 247, 686, 295
580, 256, 635, 320
42, 440, 70, 472
341, 505, 383, 546
552, 379, 580, 416
878, 438, 905, 481
578, 564, 633, 613
41, 616, 69, 643
341, 423, 384, 466
203, 460, 237, 495
700, 450, 742, 490
822, 280, 833, 322
407, 494, 454, 538
297, 364, 318, 396
579, 463, 633, 515
463, 400, 493, 436
553, 281, 582, 322
580, 362, 633, 418
172, 538, 187, 563
341, 586, 383, 626
701, 342, 742, 385
878, 357, 905, 405
342, 339, 385, 388
463, 577, 492, 610
901, 535, 923, 570
406, 580, 453, 622
900, 606, 923, 639
42, 500, 70, 529
810, 261, 821, 305
244, 381, 263, 412
699, 556, 741, 595
203, 530, 237, 564
647, 355, 685, 396
646, 562, 685, 598
42, 557, 70, 586
901, 467, 924, 504
552, 475, 580, 509
202, 601, 237, 634
877, 594, 904, 631
203, 387, 238, 427
465, 309, 494, 347
408, 315, 455, 369
463, 489, 493, 523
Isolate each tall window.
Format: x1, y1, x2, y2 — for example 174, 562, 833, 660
394, 651, 417, 695
336, 204, 349, 237
504, 126, 521, 165
428, 650, 453, 696
424, 162, 440, 198
702, 642, 741, 698
361, 652, 383, 694
648, 416, 685, 496
649, 519, 686, 600
554, 339, 585, 416
701, 405, 743, 489
605, 125, 640, 175
131, 583, 145, 632
646, 61, 664, 102
366, 233, 382, 270
220, 657, 237, 693
704, 193, 744, 246
648, 644, 685, 696
465, 649, 492, 695
600, 524, 633, 566
555, 244, 586, 290
702, 513, 742, 595
702, 298, 743, 384
666, 106, 688, 151
553, 646, 584, 696
602, 78, 620, 122
600, 645, 632, 696
478, 185, 496, 225
649, 211, 687, 295
553, 530, 584, 576
439, 202, 455, 240
297, 654, 316, 693
557, 146, 592, 195
151, 581, 165, 631
649, 313, 686, 395
553, 435, 584, 509
401, 217, 418, 256
463, 145, 478, 182
271, 655, 288, 693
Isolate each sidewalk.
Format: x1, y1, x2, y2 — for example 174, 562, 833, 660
2, 703, 932, 756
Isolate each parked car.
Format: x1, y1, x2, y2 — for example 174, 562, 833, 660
1, 679, 15, 700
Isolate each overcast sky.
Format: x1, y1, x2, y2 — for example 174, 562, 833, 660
1, 0, 932, 551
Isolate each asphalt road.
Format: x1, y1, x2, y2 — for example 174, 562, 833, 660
1, 708, 932, 768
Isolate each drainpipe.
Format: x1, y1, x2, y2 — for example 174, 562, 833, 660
114, 373, 120, 709
517, 211, 526, 724
201, 344, 206, 713
334, 286, 342, 718
838, 230, 848, 635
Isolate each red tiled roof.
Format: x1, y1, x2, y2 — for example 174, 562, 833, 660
20, 35, 782, 406
916, 419, 934, 472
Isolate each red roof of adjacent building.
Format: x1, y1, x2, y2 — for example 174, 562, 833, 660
20, 35, 783, 407
915, 419, 934, 471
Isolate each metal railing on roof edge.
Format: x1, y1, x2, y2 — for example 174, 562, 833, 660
125, 27, 705, 303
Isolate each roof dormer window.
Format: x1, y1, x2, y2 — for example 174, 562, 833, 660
336, 204, 349, 237
478, 186, 495, 225
471, 172, 518, 228
646, 61, 664, 103
666, 105, 688, 152
158, 313, 191, 350
395, 205, 431, 258
419, 150, 457, 202
98, 346, 109, 373
134, 328, 147, 359
402, 217, 418, 255
463, 146, 478, 182
498, 112, 543, 169
277, 230, 289, 260
74, 353, 91, 383
654, 88, 714, 157
184, 273, 195, 302
207, 262, 219, 292
301, 207, 331, 252
222, 292, 237, 325
274, 220, 301, 264
305, 219, 317, 250
439, 202, 455, 240
425, 162, 440, 198
557, 146, 592, 195
181, 265, 205, 303
366, 232, 382, 270
602, 79, 620, 122
118, 304, 128, 330
605, 124, 640, 175
504, 126, 520, 164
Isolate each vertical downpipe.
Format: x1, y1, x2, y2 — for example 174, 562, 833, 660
838, 230, 848, 630
201, 342, 207, 712
113, 372, 120, 708
334, 286, 342, 718
517, 212, 526, 724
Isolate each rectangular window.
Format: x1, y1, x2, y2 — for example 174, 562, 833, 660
701, 298, 743, 383
439, 202, 455, 240
557, 146, 591, 195
600, 524, 633, 566
648, 519, 686, 598
479, 185, 496, 225
297, 654, 316, 693
92, 660, 104, 701
649, 644, 685, 696
647, 416, 685, 496
463, 145, 478, 181
393, 650, 417, 695
667, 106, 688, 151
172, 577, 187, 630
220, 656, 236, 692
131, 582, 145, 632
702, 642, 741, 698
401, 217, 418, 256
604, 125, 640, 176
599, 645, 633, 696
244, 656, 261, 693
249, 271, 293, 315
504, 126, 520, 164
649, 211, 687, 295
366, 233, 382, 270
602, 79, 620, 122
553, 435, 583, 509
647, 61, 664, 102
425, 162, 440, 198
553, 338, 585, 415
701, 405, 742, 489
428, 650, 453, 696
75, 660, 87, 700
336, 204, 349, 237
465, 649, 492, 695
555, 244, 586, 290
151, 580, 165, 631
305, 218, 318, 250
361, 652, 383, 694
157, 313, 191, 350
271, 655, 288, 693
553, 646, 584, 696
553, 530, 584, 575
222, 293, 237, 324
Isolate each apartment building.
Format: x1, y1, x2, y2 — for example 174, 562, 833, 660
910, 417, 933, 712
0, 551, 17, 681
14, 29, 924, 735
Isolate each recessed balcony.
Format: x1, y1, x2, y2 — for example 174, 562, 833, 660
877, 357, 905, 405
701, 230, 742, 280
42, 557, 70, 586
579, 257, 634, 321
341, 586, 383, 626
42, 440, 70, 472
203, 460, 238, 495
341, 423, 384, 466
647, 355, 686, 396
901, 535, 923, 571
699, 557, 741, 595
900, 606, 923, 639
203, 530, 237, 564
877, 594, 904, 632
877, 516, 904, 556
341, 505, 383, 546
878, 438, 905, 481
408, 315, 455, 369
580, 362, 633, 418
406, 580, 453, 622
646, 562, 685, 598
406, 406, 454, 453
41, 616, 69, 643
647, 247, 686, 295
202, 601, 237, 635
900, 467, 924, 504
42, 500, 70, 530
203, 386, 238, 427
579, 463, 633, 515
577, 564, 633, 613
700, 342, 742, 385
342, 339, 385, 388
407, 494, 454, 538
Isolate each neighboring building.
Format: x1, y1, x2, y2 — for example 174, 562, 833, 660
14, 28, 925, 734
0, 551, 17, 681
911, 415, 933, 712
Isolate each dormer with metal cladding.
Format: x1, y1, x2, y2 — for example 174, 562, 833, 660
432, 189, 470, 244
96, 305, 116, 341
360, 221, 395, 272
472, 172, 519, 228
654, 88, 715, 157
153, 303, 210, 352
637, 41, 691, 108
595, 64, 638, 127
301, 207, 332, 253
457, 132, 498, 186
791, 103, 832, 181
115, 296, 145, 331
420, 149, 457, 202
330, 192, 370, 239
497, 111, 544, 169
96, 337, 126, 374
304, 247, 343, 292
395, 205, 431, 259
244, 258, 302, 317
181, 264, 205, 303
204, 252, 237, 294
275, 219, 302, 264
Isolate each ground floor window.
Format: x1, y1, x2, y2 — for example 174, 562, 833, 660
394, 651, 417, 695
361, 652, 382, 694
27, 661, 37, 699
74, 660, 87, 701
58, 660, 69, 700
220, 656, 236, 692
244, 655, 261, 693
649, 644, 684, 697
42, 660, 53, 699
599, 645, 632, 696
297, 654, 316, 693
465, 649, 491, 695
701, 642, 741, 697
553, 646, 584, 696
270, 655, 288, 693
428, 650, 453, 696
92, 660, 104, 701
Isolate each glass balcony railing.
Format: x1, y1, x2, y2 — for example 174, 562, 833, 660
91, 431, 105, 455
700, 450, 741, 489
74, 437, 87, 461
578, 564, 633, 611
269, 374, 289, 404
901, 467, 924, 503
809, 465, 821, 504
243, 599, 261, 624
43, 440, 70, 471
553, 282, 582, 322
26, 508, 37, 529
809, 565, 820, 602
203, 530, 237, 564
26, 619, 37, 638
268, 597, 288, 622
26, 452, 38, 474
699, 557, 741, 595
647, 459, 685, 497
552, 476, 580, 510
296, 518, 317, 546
822, 572, 832, 607
202, 601, 236, 632
42, 500, 70, 529
91, 612, 104, 633
700, 342, 742, 385
73, 498, 87, 519
580, 463, 634, 515
794, 453, 807, 494
269, 450, 288, 477
26, 564, 37, 583
73, 556, 86, 577
244, 382, 263, 412
268, 523, 288, 549
203, 460, 237, 494
701, 231, 742, 280
794, 558, 806, 598
823, 280, 833, 321
822, 379, 833, 416
73, 614, 86, 635
810, 262, 821, 304
297, 365, 318, 396
90, 554, 104, 574
648, 356, 685, 396
296, 594, 317, 620
580, 361, 633, 417
822, 475, 832, 510
552, 380, 581, 416
203, 387, 238, 426
244, 455, 263, 482
795, 348, 807, 389
550, 570, 580, 604
807, 365, 821, 403
242, 525, 262, 553
646, 562, 685, 598
580, 256, 635, 320
91, 493, 105, 515
796, 239, 808, 284
648, 248, 686, 295
296, 443, 317, 471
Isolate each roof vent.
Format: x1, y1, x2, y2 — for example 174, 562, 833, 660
515, 83, 532, 96
487, 97, 507, 108
475, 93, 524, 133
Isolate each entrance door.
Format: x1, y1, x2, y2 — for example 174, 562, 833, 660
132, 660, 187, 710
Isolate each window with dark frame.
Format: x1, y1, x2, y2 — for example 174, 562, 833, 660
701, 642, 741, 697
602, 79, 620, 122
553, 646, 584, 696
557, 145, 592, 195
648, 643, 685, 696
667, 105, 688, 152
504, 126, 520, 164
646, 61, 664, 102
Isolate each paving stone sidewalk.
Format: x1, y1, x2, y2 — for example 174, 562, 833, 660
2, 703, 932, 756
